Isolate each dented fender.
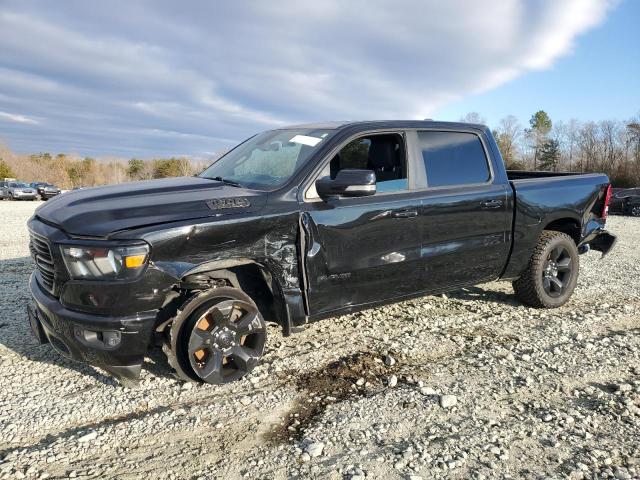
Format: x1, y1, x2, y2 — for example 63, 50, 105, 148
108, 209, 308, 331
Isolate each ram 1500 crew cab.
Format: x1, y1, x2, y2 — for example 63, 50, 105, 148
26, 121, 616, 384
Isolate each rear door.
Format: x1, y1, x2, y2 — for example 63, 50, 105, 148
408, 129, 512, 291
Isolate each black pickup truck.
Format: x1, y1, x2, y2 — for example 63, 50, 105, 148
27, 121, 616, 385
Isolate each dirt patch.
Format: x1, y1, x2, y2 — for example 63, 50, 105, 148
265, 351, 395, 444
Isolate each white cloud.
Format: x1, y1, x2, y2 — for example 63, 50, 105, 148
0, 0, 615, 156
0, 111, 39, 125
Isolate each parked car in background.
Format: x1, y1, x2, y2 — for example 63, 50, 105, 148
1, 179, 17, 199
610, 187, 640, 216
609, 188, 625, 213
2, 181, 37, 200
30, 182, 62, 201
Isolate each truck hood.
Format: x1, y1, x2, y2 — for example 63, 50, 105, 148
35, 176, 267, 237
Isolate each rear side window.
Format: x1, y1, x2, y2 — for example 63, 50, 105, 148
418, 131, 490, 187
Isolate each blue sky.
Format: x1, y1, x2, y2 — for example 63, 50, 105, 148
436, 0, 640, 127
0, 0, 636, 158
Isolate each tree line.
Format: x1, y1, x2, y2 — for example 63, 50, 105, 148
0, 146, 211, 189
467, 110, 640, 187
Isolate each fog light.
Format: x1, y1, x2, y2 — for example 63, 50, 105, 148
74, 328, 122, 349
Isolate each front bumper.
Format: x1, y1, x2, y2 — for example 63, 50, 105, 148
13, 192, 37, 199
41, 191, 60, 198
28, 273, 157, 381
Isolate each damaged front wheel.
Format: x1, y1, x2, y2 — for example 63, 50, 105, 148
168, 287, 267, 384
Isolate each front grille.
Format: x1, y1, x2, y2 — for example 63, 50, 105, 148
29, 231, 56, 294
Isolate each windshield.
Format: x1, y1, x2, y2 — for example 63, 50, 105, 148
199, 128, 334, 190
10, 182, 28, 188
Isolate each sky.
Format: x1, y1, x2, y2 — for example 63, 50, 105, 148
0, 0, 637, 159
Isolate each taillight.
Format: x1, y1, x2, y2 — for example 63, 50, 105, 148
602, 184, 612, 220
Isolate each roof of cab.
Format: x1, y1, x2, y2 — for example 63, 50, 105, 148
280, 120, 489, 133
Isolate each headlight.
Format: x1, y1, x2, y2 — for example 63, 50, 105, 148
60, 244, 150, 280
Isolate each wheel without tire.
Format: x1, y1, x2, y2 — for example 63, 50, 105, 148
512, 231, 579, 308
169, 287, 266, 384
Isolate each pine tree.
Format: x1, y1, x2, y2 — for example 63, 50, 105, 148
128, 158, 145, 179
526, 110, 552, 169
538, 139, 560, 171
0, 159, 13, 178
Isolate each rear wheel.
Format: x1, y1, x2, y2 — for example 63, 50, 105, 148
512, 231, 579, 308
168, 287, 266, 384
631, 205, 640, 217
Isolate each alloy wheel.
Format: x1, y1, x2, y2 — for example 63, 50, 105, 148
187, 299, 266, 384
542, 246, 573, 298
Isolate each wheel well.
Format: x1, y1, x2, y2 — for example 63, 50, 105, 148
544, 218, 580, 245
180, 264, 289, 334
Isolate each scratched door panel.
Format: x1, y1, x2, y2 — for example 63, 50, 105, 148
417, 183, 511, 290
302, 193, 422, 315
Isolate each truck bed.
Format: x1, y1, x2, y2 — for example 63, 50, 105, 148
501, 170, 611, 280
507, 170, 591, 180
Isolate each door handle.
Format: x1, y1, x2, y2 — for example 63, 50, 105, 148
392, 209, 418, 218
480, 199, 503, 209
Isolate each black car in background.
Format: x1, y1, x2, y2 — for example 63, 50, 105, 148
610, 187, 640, 216
30, 182, 61, 200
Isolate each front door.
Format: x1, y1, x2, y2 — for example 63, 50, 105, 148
302, 132, 423, 316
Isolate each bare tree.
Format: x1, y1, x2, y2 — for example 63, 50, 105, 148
459, 112, 487, 125
598, 120, 623, 174
565, 119, 579, 171
494, 115, 522, 169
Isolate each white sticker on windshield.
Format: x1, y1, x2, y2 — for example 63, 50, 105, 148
290, 134, 322, 147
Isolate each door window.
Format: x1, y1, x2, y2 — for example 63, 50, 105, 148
308, 133, 408, 200
418, 131, 490, 187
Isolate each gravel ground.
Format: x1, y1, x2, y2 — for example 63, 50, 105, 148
0, 200, 638, 480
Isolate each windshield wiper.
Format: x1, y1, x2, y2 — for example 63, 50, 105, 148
205, 176, 243, 188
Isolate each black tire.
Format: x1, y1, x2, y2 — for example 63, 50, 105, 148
631, 205, 640, 217
512, 231, 579, 308
167, 287, 266, 384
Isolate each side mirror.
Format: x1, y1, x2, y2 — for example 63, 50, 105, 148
315, 169, 376, 198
